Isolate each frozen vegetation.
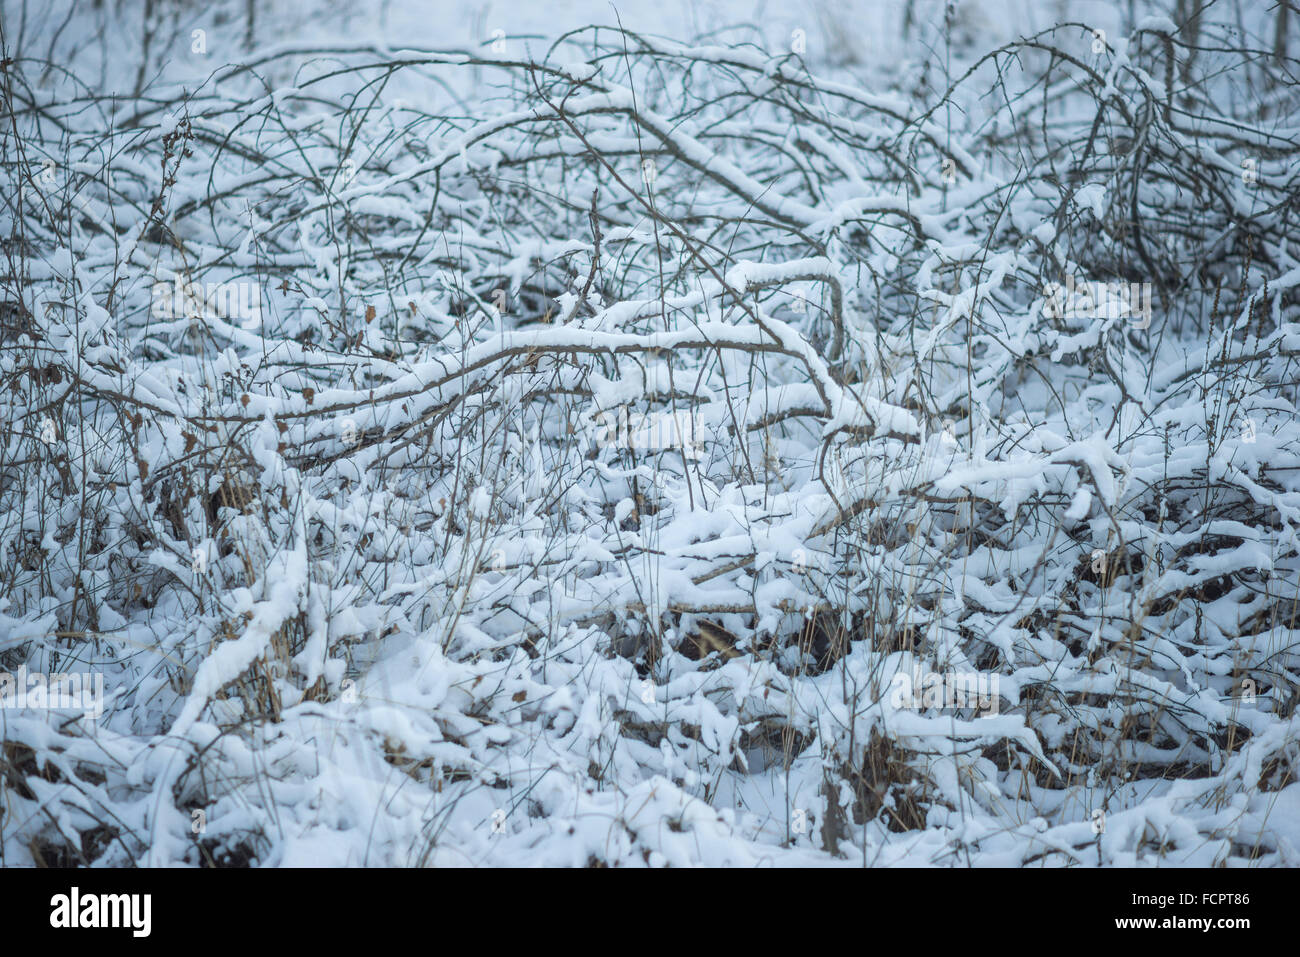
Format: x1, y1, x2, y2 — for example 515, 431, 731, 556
0, 0, 1298, 865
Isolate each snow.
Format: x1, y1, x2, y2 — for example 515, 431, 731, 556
1, 0, 1297, 870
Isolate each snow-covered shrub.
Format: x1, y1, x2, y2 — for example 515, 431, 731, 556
0, 5, 1297, 865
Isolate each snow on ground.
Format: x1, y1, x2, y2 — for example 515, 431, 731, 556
0, 0, 1298, 866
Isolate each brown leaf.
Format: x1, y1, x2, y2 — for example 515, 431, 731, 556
512, 690, 527, 703
183, 432, 197, 453
365, 305, 376, 324
302, 387, 315, 405
692, 620, 741, 660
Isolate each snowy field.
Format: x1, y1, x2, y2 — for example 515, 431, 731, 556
1, 0, 1298, 866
